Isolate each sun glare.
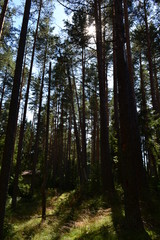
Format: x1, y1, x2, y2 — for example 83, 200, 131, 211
87, 24, 96, 36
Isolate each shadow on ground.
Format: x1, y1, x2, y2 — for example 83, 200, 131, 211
4, 188, 160, 240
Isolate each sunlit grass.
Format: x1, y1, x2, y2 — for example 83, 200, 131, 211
60, 208, 116, 240
4, 189, 160, 240
5, 191, 114, 239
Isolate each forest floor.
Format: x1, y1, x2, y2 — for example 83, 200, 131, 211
4, 188, 160, 240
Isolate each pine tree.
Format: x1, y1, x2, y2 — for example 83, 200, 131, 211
0, 0, 9, 38
42, 62, 51, 220
114, 0, 147, 233
11, 0, 42, 208
94, 0, 114, 193
0, 0, 31, 236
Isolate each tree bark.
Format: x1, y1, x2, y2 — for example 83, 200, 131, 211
94, 0, 114, 193
144, 0, 159, 113
67, 65, 83, 185
91, 93, 97, 164
113, 0, 121, 185
0, 69, 7, 116
81, 47, 87, 184
12, 0, 42, 208
140, 53, 158, 180
65, 110, 72, 186
30, 46, 47, 195
114, 0, 145, 232
123, 0, 134, 90
59, 99, 64, 187
72, 70, 82, 139
42, 62, 51, 220
0, 0, 31, 237
154, 56, 160, 112
0, 0, 9, 38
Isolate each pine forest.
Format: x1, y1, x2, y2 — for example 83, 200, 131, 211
0, 0, 160, 239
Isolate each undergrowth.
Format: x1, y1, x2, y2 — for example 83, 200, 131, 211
4, 188, 160, 240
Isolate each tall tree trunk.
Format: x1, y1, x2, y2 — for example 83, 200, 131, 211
0, 0, 31, 236
67, 66, 83, 185
123, 0, 134, 89
140, 53, 158, 180
94, 0, 114, 193
52, 117, 58, 186
72, 71, 82, 137
113, 0, 119, 139
18, 47, 27, 110
91, 93, 97, 164
140, 52, 148, 162
30, 46, 47, 195
114, 0, 146, 232
0, 69, 7, 116
113, 0, 121, 184
81, 47, 87, 184
96, 116, 100, 164
0, 0, 9, 38
154, 56, 160, 112
144, 0, 160, 179
59, 99, 64, 187
103, 27, 110, 160
144, 0, 159, 113
42, 62, 51, 220
65, 110, 72, 186
11, 1, 42, 208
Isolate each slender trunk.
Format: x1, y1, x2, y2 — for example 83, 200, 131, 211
115, 0, 145, 232
67, 66, 83, 185
113, 0, 119, 139
113, 0, 121, 184
0, 0, 9, 38
0, 69, 7, 116
94, 0, 114, 192
0, 81, 5, 115
123, 0, 134, 89
65, 111, 72, 185
52, 118, 58, 186
12, 2, 42, 208
140, 52, 149, 132
144, 0, 158, 113
96, 123, 99, 164
30, 46, 47, 195
0, 0, 31, 236
140, 53, 158, 180
154, 56, 160, 111
105, 65, 109, 144
68, 112, 71, 164
81, 47, 87, 183
59, 99, 64, 187
91, 95, 97, 164
18, 48, 27, 110
140, 53, 147, 137
72, 71, 82, 135
153, 56, 160, 178
140, 52, 149, 170
113, 50, 119, 142
103, 27, 110, 155
42, 62, 51, 220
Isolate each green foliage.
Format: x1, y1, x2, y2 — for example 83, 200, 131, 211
3, 220, 14, 239
88, 163, 101, 193
4, 190, 114, 239
1, 0, 160, 238
18, 178, 31, 198
65, 7, 90, 48
4, 189, 160, 239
